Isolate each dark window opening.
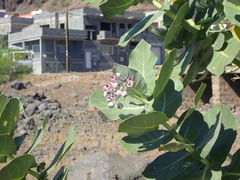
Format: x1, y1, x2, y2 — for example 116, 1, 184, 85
100, 22, 111, 31
40, 24, 50, 28
85, 25, 96, 30
60, 23, 65, 29
120, 23, 126, 29
128, 24, 133, 29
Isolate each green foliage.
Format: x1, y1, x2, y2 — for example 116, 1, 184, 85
0, 94, 75, 179
88, 0, 240, 179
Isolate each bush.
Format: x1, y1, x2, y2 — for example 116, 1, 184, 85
0, 94, 75, 179
0, 56, 32, 84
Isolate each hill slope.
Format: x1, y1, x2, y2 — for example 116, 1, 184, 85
1, 0, 156, 14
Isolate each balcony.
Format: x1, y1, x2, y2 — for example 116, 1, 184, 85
97, 30, 119, 41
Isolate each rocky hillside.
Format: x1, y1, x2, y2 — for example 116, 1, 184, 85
0, 0, 156, 14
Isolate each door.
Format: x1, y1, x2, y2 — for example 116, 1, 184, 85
86, 52, 92, 69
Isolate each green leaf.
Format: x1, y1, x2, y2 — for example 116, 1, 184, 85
100, 0, 140, 19
0, 135, 17, 162
129, 40, 157, 96
153, 80, 182, 118
163, 2, 190, 48
118, 111, 168, 137
194, 83, 206, 107
212, 33, 225, 51
0, 94, 8, 116
223, 149, 240, 180
159, 142, 193, 152
178, 110, 205, 143
207, 37, 240, 75
0, 98, 21, 136
44, 126, 76, 175
82, 0, 104, 6
232, 58, 240, 68
113, 63, 147, 97
14, 133, 27, 151
143, 150, 196, 179
207, 104, 237, 166
89, 89, 145, 120
120, 130, 173, 152
223, 0, 240, 26
183, 167, 222, 180
25, 115, 48, 154
197, 104, 237, 162
118, 10, 163, 46
153, 49, 177, 98
0, 154, 37, 180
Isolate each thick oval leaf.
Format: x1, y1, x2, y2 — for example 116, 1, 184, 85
197, 104, 237, 162
0, 94, 8, 117
0, 135, 17, 158
100, 0, 139, 19
212, 33, 225, 51
112, 63, 147, 97
118, 111, 168, 137
118, 10, 163, 46
153, 80, 182, 118
44, 126, 76, 175
129, 40, 157, 96
0, 98, 21, 136
207, 37, 240, 75
207, 104, 237, 165
178, 110, 205, 143
223, 149, 240, 180
89, 89, 145, 120
120, 130, 173, 152
163, 2, 190, 48
143, 150, 195, 179
0, 154, 37, 180
223, 0, 240, 27
153, 49, 177, 98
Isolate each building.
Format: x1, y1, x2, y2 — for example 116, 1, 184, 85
8, 7, 164, 74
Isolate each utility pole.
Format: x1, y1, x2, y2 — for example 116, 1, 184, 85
65, 9, 69, 73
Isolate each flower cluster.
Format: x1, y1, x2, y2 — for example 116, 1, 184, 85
103, 73, 135, 108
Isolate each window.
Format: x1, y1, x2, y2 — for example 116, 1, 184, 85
102, 45, 114, 55
60, 23, 65, 29
120, 23, 125, 29
100, 22, 111, 31
32, 45, 40, 53
40, 24, 50, 28
57, 44, 66, 53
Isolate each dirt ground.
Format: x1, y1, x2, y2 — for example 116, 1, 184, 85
0, 71, 240, 179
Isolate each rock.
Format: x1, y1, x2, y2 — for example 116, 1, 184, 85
48, 102, 60, 109
10, 81, 25, 90
53, 82, 61, 89
48, 125, 60, 133
38, 103, 48, 112
71, 93, 79, 98
68, 152, 149, 180
25, 103, 37, 116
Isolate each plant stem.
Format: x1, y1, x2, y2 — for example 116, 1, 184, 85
223, 172, 240, 177
152, 0, 162, 9
27, 169, 40, 179
161, 120, 209, 166
6, 154, 15, 160
132, 94, 149, 104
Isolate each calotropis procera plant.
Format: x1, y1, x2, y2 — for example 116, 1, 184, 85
0, 94, 75, 180
88, 0, 240, 179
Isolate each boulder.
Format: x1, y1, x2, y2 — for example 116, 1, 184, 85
68, 152, 149, 180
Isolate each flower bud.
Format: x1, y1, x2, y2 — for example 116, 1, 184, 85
108, 102, 115, 108
117, 103, 123, 109
115, 90, 122, 96
121, 91, 128, 97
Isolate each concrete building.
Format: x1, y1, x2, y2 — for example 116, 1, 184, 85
8, 7, 164, 74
